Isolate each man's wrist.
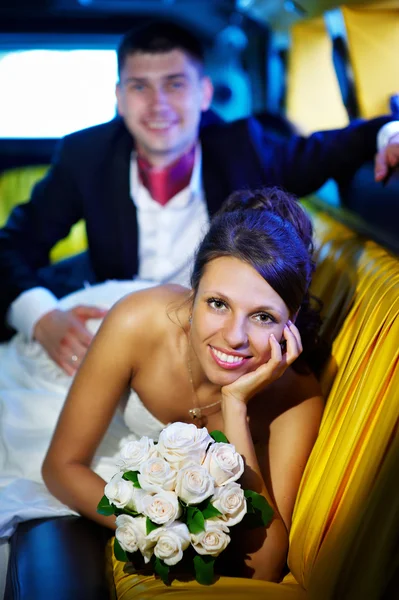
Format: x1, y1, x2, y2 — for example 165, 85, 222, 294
7, 288, 59, 340
377, 121, 399, 150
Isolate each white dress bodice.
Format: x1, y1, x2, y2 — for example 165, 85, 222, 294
121, 388, 166, 442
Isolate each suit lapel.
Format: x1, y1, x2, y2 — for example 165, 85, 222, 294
201, 144, 231, 217
200, 118, 266, 215
103, 122, 138, 278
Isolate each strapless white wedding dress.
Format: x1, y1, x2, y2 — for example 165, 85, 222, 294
122, 389, 165, 441
0, 279, 164, 541
0, 279, 169, 598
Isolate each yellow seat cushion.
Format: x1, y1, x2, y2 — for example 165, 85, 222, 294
289, 204, 399, 597
0, 165, 87, 262
342, 5, 399, 119
107, 201, 399, 599
286, 17, 348, 133
107, 541, 306, 600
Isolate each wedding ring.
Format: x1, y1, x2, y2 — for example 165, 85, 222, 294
71, 354, 78, 363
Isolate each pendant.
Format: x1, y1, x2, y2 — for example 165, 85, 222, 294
188, 407, 202, 420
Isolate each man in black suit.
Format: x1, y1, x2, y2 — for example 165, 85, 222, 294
0, 20, 398, 375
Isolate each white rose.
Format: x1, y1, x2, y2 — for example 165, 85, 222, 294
157, 422, 212, 469
211, 482, 247, 526
203, 442, 244, 486
142, 490, 182, 526
138, 456, 177, 493
118, 436, 158, 472
147, 521, 190, 566
105, 474, 150, 513
130, 487, 152, 515
104, 473, 137, 510
175, 464, 215, 505
191, 520, 230, 557
115, 515, 154, 563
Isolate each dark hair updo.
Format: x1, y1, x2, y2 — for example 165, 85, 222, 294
191, 187, 325, 374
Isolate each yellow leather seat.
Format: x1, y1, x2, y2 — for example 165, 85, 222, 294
107, 201, 399, 599
290, 205, 399, 598
0, 165, 87, 262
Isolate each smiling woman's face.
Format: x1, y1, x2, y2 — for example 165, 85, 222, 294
190, 256, 291, 387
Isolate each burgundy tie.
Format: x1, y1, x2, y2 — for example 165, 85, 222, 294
137, 146, 196, 206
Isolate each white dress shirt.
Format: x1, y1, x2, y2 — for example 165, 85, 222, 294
132, 145, 209, 287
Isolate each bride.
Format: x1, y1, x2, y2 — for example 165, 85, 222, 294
42, 187, 324, 582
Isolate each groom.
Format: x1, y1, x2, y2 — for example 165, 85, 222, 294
1, 19, 398, 375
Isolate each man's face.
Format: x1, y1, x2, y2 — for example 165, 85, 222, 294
116, 49, 213, 167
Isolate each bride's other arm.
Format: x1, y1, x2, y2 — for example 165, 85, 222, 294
42, 290, 154, 529
221, 323, 324, 581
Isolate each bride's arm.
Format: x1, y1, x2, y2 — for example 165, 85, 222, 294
221, 323, 323, 581
42, 290, 155, 529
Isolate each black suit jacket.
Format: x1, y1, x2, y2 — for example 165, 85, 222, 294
0, 113, 391, 336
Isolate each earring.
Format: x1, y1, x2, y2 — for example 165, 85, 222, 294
188, 315, 192, 324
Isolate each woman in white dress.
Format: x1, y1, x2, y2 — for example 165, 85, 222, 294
42, 187, 324, 582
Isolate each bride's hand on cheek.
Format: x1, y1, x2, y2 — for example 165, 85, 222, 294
221, 321, 303, 406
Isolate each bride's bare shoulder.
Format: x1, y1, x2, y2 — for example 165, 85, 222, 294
120, 283, 189, 309
102, 283, 190, 333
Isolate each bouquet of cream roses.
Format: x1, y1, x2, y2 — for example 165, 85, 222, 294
97, 422, 273, 585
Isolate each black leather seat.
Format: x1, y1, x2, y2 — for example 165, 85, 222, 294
339, 160, 399, 250
5, 516, 113, 600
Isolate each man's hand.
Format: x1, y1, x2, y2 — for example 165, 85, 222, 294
375, 132, 399, 182
33, 306, 108, 376
221, 321, 302, 406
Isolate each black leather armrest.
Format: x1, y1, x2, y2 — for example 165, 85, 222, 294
5, 516, 113, 600
339, 160, 399, 247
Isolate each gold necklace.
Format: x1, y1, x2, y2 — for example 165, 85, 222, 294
187, 347, 221, 421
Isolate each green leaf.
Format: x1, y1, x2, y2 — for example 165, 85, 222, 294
114, 537, 128, 562
122, 471, 142, 488
122, 507, 140, 517
146, 516, 161, 535
201, 501, 222, 520
193, 554, 215, 585
186, 506, 205, 535
97, 494, 115, 516
244, 490, 274, 527
209, 430, 229, 444
245, 499, 255, 514
154, 557, 170, 585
